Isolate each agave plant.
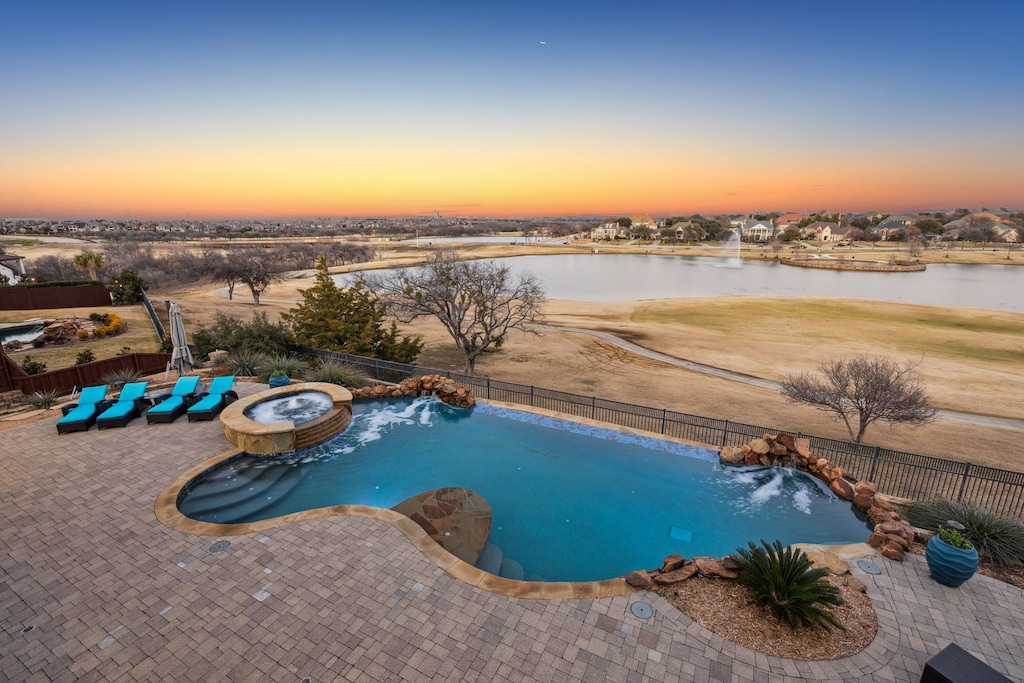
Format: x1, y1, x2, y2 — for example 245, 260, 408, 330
258, 355, 308, 383
27, 389, 60, 409
226, 349, 269, 377
732, 539, 845, 631
101, 368, 142, 389
305, 358, 371, 388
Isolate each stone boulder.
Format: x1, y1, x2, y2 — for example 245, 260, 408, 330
775, 433, 796, 452
854, 480, 878, 496
719, 447, 745, 465
653, 563, 699, 585
660, 554, 688, 572
866, 506, 892, 526
693, 556, 739, 580
625, 570, 654, 589
749, 438, 771, 455
829, 477, 855, 501
852, 493, 874, 512
879, 541, 905, 562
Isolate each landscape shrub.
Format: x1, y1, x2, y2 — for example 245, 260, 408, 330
75, 349, 96, 365
226, 349, 269, 377
901, 498, 1024, 567
305, 358, 370, 388
732, 539, 844, 631
258, 355, 307, 382
27, 389, 60, 409
101, 368, 141, 389
92, 313, 125, 338
20, 355, 47, 375
191, 311, 292, 360
75, 329, 89, 341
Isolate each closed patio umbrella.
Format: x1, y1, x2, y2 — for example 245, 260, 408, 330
168, 302, 193, 375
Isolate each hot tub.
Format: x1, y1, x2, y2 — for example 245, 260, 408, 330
220, 382, 352, 454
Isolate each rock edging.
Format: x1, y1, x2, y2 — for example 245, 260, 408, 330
349, 374, 476, 409
719, 433, 913, 562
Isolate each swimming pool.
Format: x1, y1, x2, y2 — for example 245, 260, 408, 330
178, 397, 871, 581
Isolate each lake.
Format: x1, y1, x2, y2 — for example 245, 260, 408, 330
340, 254, 1023, 312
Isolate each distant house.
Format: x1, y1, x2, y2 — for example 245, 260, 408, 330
993, 224, 1020, 243
0, 253, 26, 285
590, 219, 625, 240
872, 220, 907, 241
738, 219, 776, 242
629, 213, 656, 229
801, 221, 839, 241
883, 214, 917, 226
774, 213, 804, 228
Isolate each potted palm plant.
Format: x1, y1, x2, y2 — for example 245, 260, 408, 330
925, 521, 978, 587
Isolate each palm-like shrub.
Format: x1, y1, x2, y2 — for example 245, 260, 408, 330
27, 389, 60, 409
226, 349, 269, 377
305, 358, 371, 388
102, 368, 141, 389
732, 539, 845, 631
258, 355, 308, 382
901, 497, 1024, 567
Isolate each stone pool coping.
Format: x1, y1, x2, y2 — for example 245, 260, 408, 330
155, 398, 870, 600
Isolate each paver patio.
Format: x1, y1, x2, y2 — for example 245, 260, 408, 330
2, 384, 1022, 682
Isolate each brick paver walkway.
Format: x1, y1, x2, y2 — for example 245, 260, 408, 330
2, 387, 1022, 682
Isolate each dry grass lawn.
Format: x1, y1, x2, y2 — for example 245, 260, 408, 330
5, 240, 1023, 471
1, 305, 163, 369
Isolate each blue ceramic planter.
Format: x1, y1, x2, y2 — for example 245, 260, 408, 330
925, 535, 978, 587
268, 374, 290, 388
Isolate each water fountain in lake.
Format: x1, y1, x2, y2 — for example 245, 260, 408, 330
718, 229, 742, 268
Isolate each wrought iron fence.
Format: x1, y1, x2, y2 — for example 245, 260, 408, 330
139, 289, 165, 341
298, 347, 1024, 520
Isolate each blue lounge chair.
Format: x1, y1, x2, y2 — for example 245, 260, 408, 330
187, 375, 238, 422
96, 382, 151, 429
56, 384, 110, 434
145, 375, 202, 424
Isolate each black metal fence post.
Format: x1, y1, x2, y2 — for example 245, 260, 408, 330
721, 420, 730, 447
957, 463, 971, 502
868, 446, 881, 482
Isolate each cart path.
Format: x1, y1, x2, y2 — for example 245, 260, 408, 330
534, 323, 1024, 432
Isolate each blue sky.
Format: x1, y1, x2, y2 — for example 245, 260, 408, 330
2, 1, 1022, 217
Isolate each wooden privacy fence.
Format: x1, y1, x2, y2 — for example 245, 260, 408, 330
298, 346, 1024, 520
0, 284, 112, 310
0, 348, 171, 396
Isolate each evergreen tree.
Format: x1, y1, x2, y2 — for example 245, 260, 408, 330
282, 256, 422, 362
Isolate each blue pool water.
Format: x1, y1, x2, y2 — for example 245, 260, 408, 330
178, 397, 871, 581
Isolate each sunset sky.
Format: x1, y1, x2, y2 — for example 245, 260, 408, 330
2, 1, 1022, 219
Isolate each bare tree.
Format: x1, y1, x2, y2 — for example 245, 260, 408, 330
237, 252, 272, 306
364, 249, 545, 374
780, 355, 937, 443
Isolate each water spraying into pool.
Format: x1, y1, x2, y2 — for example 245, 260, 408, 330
178, 397, 870, 581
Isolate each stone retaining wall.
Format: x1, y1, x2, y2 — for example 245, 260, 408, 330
349, 374, 476, 408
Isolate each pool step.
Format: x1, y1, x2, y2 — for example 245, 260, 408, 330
499, 557, 524, 581
180, 465, 303, 522
475, 541, 503, 575
181, 463, 290, 508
